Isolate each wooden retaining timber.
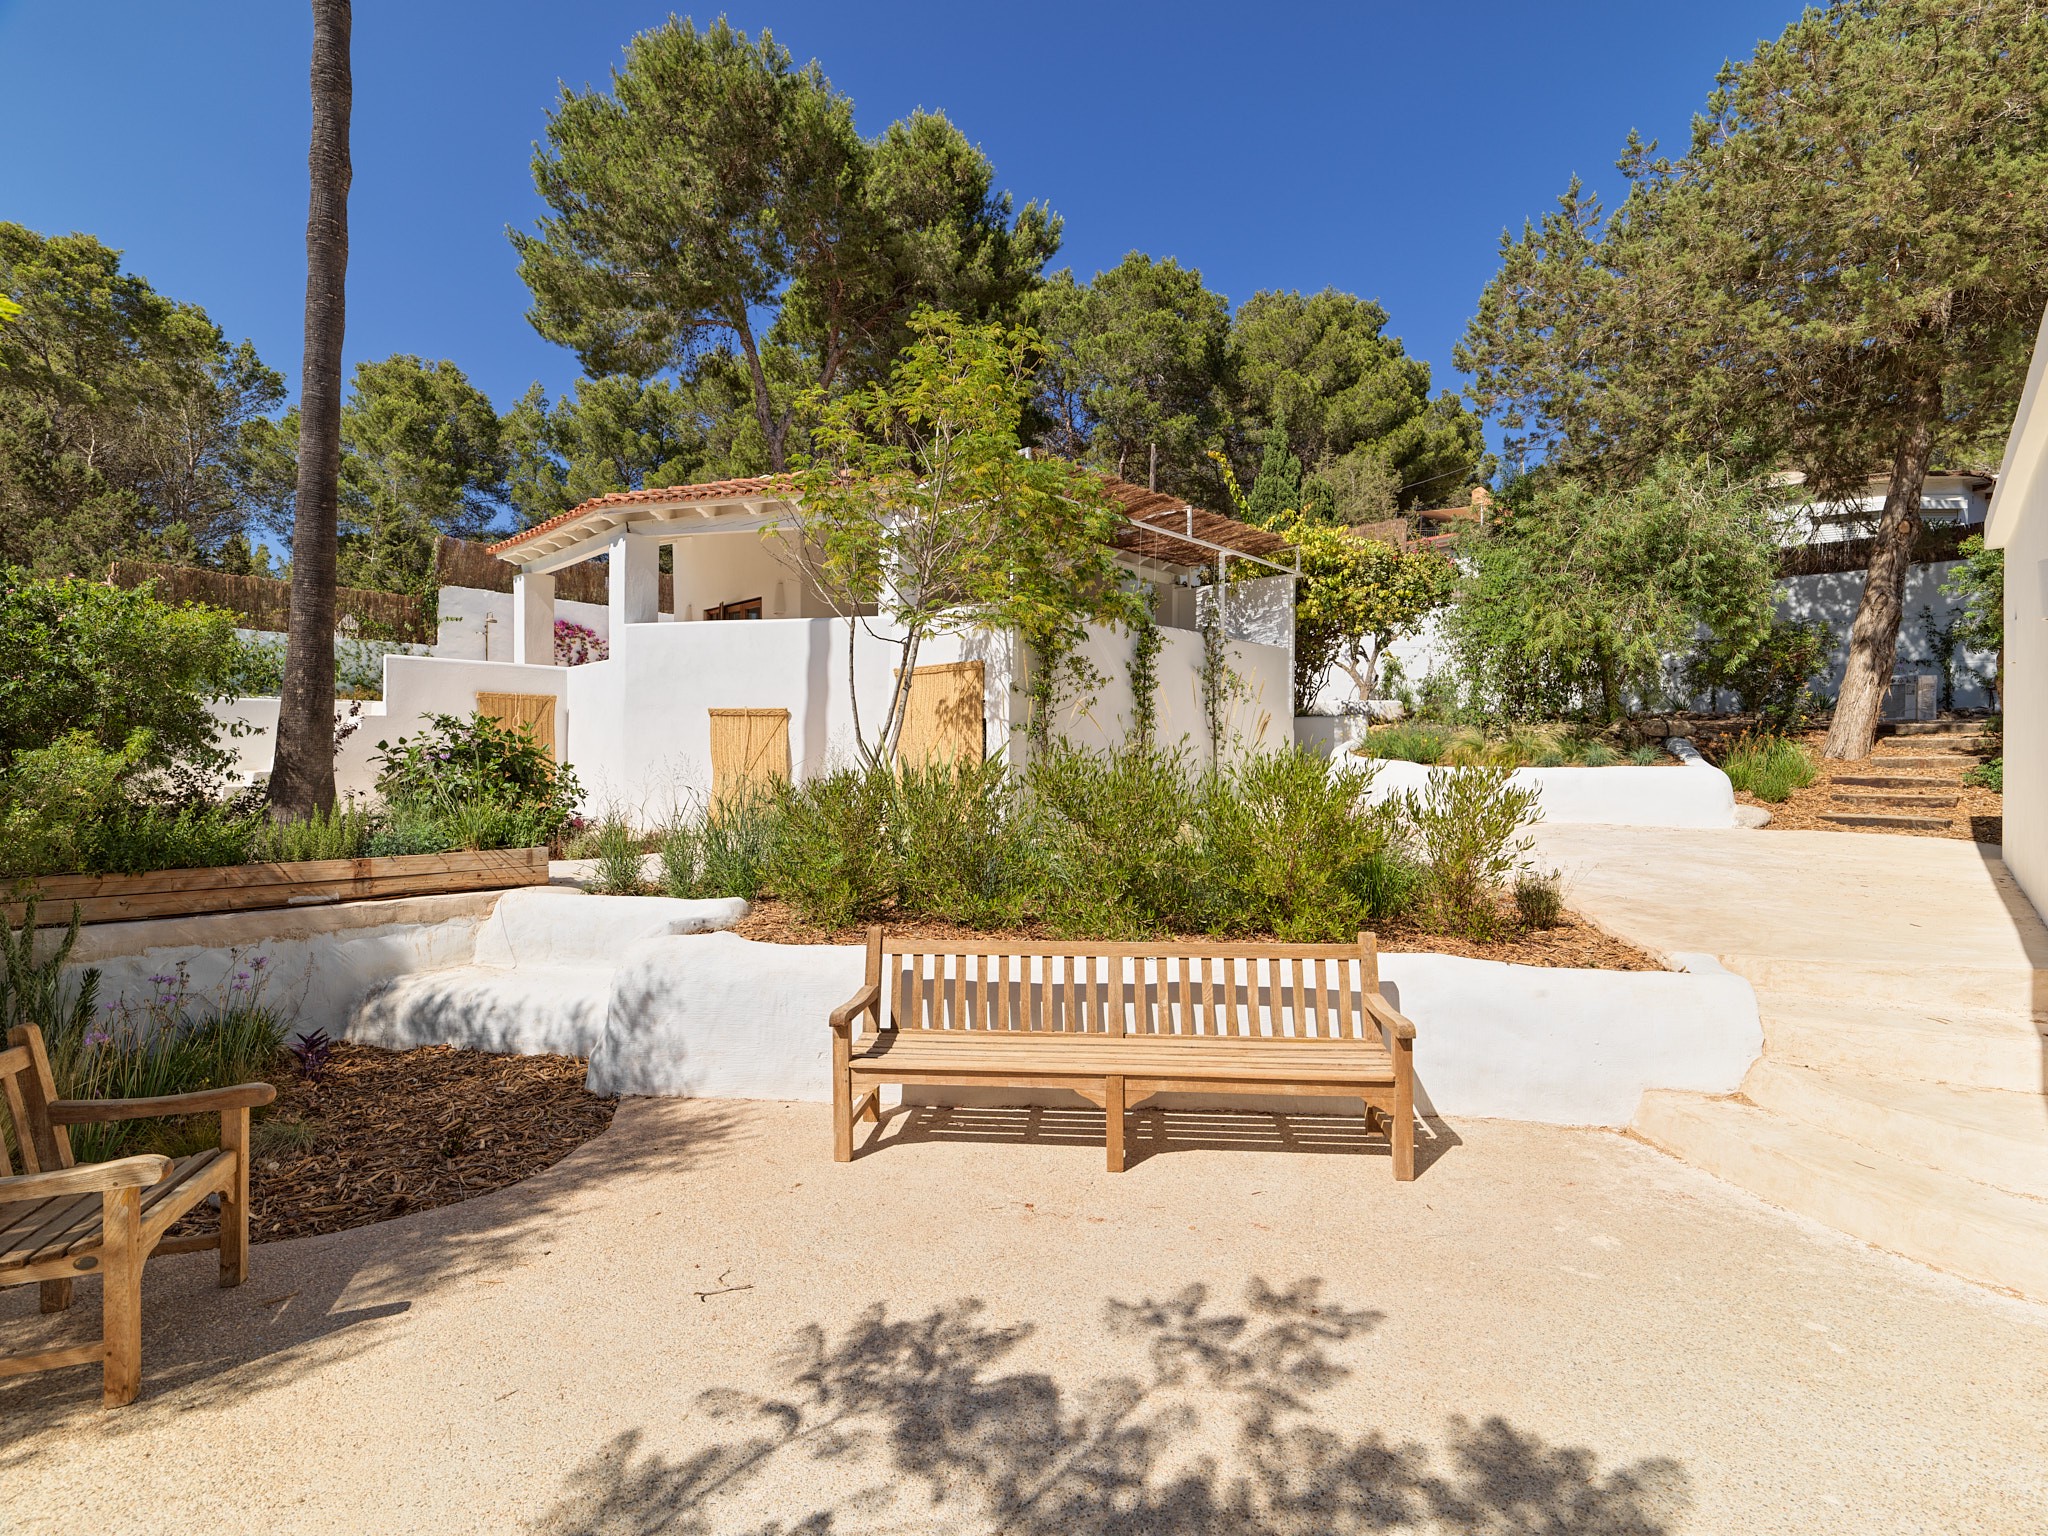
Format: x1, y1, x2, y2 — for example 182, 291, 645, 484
4, 847, 548, 927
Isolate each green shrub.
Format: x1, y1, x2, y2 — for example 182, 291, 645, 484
1025, 745, 1210, 938
1964, 756, 2003, 792
1400, 765, 1541, 941
255, 802, 376, 862
1628, 745, 1662, 766
695, 792, 779, 899
1200, 752, 1410, 940
1514, 868, 1566, 929
588, 814, 648, 895
1689, 613, 1833, 731
1577, 741, 1617, 768
763, 768, 898, 928
891, 758, 1035, 929
88, 801, 258, 873
1718, 733, 1817, 802
1358, 722, 1455, 765
0, 571, 243, 784
373, 711, 582, 840
0, 730, 149, 877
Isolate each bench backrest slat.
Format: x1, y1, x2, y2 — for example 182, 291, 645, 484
866, 931, 1380, 1042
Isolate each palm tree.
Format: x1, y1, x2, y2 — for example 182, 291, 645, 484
271, 0, 352, 819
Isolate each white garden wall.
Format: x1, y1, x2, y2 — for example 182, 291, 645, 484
435, 587, 614, 662
62, 888, 1760, 1129
1348, 755, 1741, 829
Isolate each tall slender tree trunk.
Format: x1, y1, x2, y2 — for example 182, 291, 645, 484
270, 0, 352, 818
1822, 401, 1938, 762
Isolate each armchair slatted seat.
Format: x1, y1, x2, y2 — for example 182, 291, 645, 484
830, 930, 1417, 1177
0, 1024, 274, 1406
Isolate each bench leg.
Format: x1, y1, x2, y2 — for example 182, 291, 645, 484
832, 1022, 855, 1163
220, 1105, 252, 1287
40, 1279, 73, 1314
1392, 1041, 1416, 1181
101, 1186, 144, 1408
859, 1088, 882, 1124
1105, 1075, 1126, 1173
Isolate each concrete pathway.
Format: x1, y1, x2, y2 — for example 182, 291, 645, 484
1534, 823, 2048, 1299
5, 1098, 2046, 1533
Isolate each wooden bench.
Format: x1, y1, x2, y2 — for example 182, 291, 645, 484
830, 930, 1416, 1178
0, 1024, 275, 1407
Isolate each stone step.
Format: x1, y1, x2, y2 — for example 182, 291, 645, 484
1867, 755, 1992, 769
1830, 791, 1961, 808
1821, 812, 1954, 831
1742, 1059, 2048, 1198
1632, 1091, 2048, 1301
1760, 999, 2046, 1092
1881, 720, 1996, 738
1829, 774, 1951, 789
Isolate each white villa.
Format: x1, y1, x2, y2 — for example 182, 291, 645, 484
227, 475, 1299, 817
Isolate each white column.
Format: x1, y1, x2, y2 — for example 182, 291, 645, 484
512, 568, 555, 666
609, 531, 660, 629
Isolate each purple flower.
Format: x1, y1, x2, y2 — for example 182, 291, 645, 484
250, 956, 268, 971
83, 1028, 111, 1049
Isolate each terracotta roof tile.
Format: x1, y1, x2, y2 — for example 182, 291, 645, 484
483, 469, 1292, 573
487, 475, 795, 554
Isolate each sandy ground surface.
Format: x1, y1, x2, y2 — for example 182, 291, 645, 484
5, 1095, 2046, 1535
1529, 822, 2045, 977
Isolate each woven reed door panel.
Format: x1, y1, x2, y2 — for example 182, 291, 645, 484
709, 708, 792, 803
895, 661, 985, 767
475, 691, 558, 760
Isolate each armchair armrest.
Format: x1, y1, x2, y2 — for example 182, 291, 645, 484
0, 1154, 171, 1202
829, 982, 881, 1036
49, 1082, 277, 1124
1362, 991, 1416, 1044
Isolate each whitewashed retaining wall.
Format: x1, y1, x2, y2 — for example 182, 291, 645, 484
1349, 755, 1741, 829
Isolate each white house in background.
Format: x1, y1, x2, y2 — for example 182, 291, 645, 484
224, 475, 1298, 817
1988, 306, 2048, 919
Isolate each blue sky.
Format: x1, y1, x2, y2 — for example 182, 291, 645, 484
1, 1, 1799, 436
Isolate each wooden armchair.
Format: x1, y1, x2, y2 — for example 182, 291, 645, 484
0, 1023, 274, 1406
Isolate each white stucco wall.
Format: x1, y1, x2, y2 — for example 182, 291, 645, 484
435, 587, 613, 662
1990, 306, 2048, 915
59, 888, 1760, 1128
1350, 755, 1741, 829
1049, 621, 1292, 762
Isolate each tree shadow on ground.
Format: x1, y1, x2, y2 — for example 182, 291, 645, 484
528, 1277, 1688, 1536
866, 1105, 1462, 1177
0, 1098, 748, 1449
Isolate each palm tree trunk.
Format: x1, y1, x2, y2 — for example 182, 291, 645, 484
1823, 399, 1938, 762
271, 0, 352, 819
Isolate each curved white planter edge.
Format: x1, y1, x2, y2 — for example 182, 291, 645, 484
1344, 753, 1740, 829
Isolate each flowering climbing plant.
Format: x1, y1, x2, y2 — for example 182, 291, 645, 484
554, 618, 609, 666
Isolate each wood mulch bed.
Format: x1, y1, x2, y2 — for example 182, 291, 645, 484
731, 897, 1665, 971
171, 1043, 616, 1246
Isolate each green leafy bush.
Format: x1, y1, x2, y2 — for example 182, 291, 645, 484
1718, 733, 1817, 802
890, 758, 1035, 929
0, 730, 150, 877
0, 571, 243, 784
1025, 745, 1211, 937
1400, 764, 1540, 941
373, 711, 582, 843
1198, 753, 1413, 940
1964, 757, 2003, 792
761, 768, 898, 929
587, 814, 649, 895
254, 802, 376, 862
1689, 613, 1832, 731
1514, 868, 1566, 929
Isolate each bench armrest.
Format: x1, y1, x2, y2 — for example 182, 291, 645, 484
829, 982, 881, 1037
49, 1082, 277, 1124
0, 1154, 171, 1202
1362, 991, 1416, 1044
